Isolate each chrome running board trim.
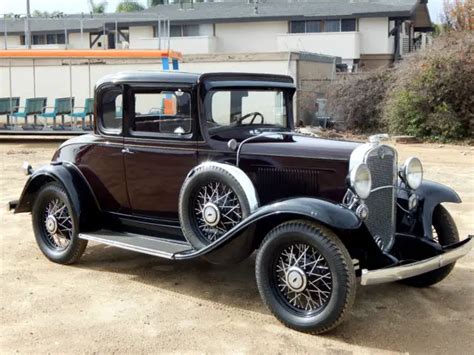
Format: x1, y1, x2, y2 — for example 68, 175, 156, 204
79, 230, 192, 259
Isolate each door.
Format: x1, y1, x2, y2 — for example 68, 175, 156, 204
78, 84, 129, 213
123, 86, 198, 220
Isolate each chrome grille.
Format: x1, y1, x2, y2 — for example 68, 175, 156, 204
364, 145, 397, 252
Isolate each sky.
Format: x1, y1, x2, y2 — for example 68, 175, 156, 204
0, 0, 446, 23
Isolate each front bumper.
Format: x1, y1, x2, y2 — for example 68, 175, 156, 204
361, 236, 472, 285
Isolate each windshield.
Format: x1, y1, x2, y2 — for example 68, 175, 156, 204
207, 89, 288, 134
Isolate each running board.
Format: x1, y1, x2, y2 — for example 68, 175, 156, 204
79, 230, 193, 259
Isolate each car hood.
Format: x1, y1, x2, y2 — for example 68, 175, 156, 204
242, 135, 361, 162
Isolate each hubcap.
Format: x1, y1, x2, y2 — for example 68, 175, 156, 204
42, 198, 73, 250
286, 266, 307, 292
202, 203, 220, 227
194, 181, 242, 242
275, 243, 333, 313
45, 215, 58, 234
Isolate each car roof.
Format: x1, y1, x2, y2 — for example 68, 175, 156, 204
96, 71, 201, 86
96, 71, 295, 88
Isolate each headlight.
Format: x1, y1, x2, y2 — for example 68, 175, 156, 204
402, 157, 423, 190
22, 161, 33, 176
350, 163, 372, 199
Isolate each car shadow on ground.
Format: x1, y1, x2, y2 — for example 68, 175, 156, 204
77, 244, 473, 353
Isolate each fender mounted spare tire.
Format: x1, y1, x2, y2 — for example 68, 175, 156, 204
179, 162, 258, 264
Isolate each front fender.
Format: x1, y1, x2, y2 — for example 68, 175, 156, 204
416, 180, 461, 238
15, 162, 99, 230
174, 197, 361, 260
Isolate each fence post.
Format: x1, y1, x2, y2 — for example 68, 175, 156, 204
157, 18, 161, 50
32, 58, 36, 97
3, 15, 7, 50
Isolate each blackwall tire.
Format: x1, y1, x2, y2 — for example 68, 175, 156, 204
401, 205, 460, 288
255, 220, 356, 334
179, 162, 258, 264
32, 182, 87, 264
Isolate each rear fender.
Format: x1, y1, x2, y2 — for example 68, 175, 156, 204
416, 180, 461, 238
174, 197, 361, 260
15, 162, 100, 230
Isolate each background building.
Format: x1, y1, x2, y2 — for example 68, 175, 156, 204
1, 0, 433, 71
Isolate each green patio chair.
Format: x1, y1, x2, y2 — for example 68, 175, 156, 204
70, 98, 94, 130
39, 97, 74, 129
0, 97, 20, 128
11, 97, 47, 129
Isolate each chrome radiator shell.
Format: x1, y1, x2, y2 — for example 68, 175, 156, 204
350, 144, 398, 251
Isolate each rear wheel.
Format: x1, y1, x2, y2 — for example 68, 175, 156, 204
32, 183, 87, 264
255, 220, 356, 334
401, 205, 459, 287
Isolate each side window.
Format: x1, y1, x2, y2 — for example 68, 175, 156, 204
131, 90, 192, 136
101, 87, 123, 134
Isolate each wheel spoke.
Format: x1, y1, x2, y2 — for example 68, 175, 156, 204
274, 243, 333, 314
193, 181, 242, 243
42, 198, 72, 251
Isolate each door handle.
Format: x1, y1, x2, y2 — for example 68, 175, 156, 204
121, 147, 134, 154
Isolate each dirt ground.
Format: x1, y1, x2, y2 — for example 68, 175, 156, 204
0, 140, 473, 354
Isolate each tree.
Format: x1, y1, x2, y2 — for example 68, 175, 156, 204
441, 0, 474, 32
116, 0, 145, 12
88, 0, 108, 14
149, 0, 165, 5
31, 10, 63, 17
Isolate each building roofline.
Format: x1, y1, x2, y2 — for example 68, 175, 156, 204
1, 1, 421, 35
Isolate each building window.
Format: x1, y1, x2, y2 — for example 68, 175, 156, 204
183, 25, 199, 36
22, 33, 66, 45
325, 20, 341, 32
341, 19, 357, 32
306, 20, 322, 33
170, 25, 182, 37
290, 19, 357, 33
290, 21, 305, 33
166, 24, 200, 37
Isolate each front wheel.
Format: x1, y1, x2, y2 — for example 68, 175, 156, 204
32, 182, 87, 264
401, 205, 459, 287
255, 220, 356, 334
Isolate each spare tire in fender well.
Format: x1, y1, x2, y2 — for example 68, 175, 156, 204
178, 161, 259, 264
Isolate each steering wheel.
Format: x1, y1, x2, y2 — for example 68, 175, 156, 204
234, 112, 264, 125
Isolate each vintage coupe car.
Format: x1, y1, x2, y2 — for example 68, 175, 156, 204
12, 71, 472, 334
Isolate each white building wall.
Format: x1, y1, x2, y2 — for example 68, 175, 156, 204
0, 35, 22, 49
131, 36, 217, 53
359, 17, 390, 54
215, 21, 287, 53
129, 26, 155, 49
277, 32, 360, 60
68, 32, 89, 49
199, 24, 214, 36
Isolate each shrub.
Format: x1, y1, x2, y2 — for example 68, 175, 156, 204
384, 31, 474, 141
326, 31, 473, 141
326, 69, 392, 133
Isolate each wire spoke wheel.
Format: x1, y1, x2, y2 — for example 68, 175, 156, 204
41, 197, 73, 251
193, 181, 242, 242
431, 225, 439, 244
274, 243, 333, 315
